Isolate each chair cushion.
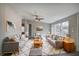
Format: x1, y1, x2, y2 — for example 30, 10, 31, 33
55, 40, 63, 49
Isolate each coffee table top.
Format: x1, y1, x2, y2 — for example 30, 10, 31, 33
33, 39, 43, 44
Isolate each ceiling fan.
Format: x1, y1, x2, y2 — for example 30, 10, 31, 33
33, 14, 44, 21
26, 11, 44, 21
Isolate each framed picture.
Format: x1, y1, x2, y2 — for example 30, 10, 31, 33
36, 26, 43, 31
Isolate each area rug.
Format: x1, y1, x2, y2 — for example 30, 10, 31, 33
29, 48, 42, 56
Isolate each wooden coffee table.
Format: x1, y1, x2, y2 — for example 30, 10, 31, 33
33, 39, 43, 48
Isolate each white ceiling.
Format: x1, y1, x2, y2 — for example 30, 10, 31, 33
6, 3, 79, 23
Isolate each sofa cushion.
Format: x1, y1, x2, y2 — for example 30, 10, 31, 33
55, 40, 63, 49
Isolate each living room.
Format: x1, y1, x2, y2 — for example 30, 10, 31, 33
0, 3, 79, 56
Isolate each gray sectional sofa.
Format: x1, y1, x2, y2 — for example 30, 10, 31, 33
47, 35, 63, 49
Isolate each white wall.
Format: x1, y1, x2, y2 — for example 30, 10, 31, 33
0, 17, 4, 53
68, 14, 78, 51
4, 4, 22, 35
76, 13, 79, 51
0, 4, 6, 53
0, 4, 22, 52
24, 20, 50, 37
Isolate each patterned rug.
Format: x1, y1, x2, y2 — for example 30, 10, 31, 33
14, 37, 67, 56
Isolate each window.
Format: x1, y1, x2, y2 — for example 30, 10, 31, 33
51, 21, 69, 36
60, 21, 69, 36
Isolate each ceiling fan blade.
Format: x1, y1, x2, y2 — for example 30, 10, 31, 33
33, 15, 38, 17
25, 11, 44, 21
35, 18, 44, 21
